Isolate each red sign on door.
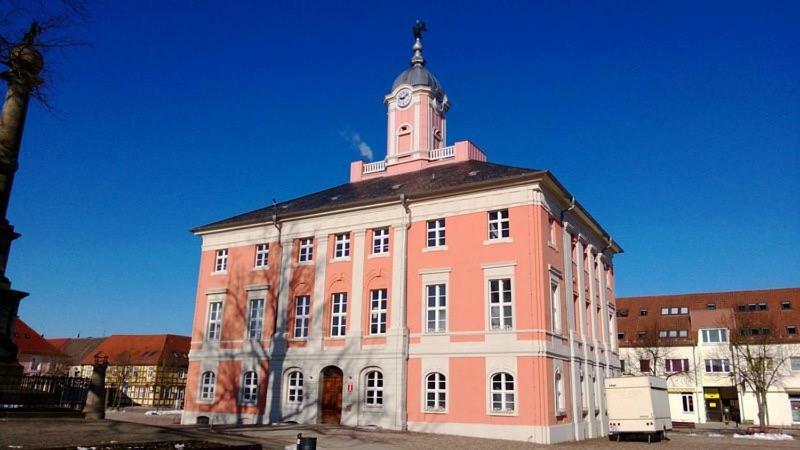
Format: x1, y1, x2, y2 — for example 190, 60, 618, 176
347, 382, 353, 393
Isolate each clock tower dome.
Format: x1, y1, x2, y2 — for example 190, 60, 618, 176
384, 21, 450, 165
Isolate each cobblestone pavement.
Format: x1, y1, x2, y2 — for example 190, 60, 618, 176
1, 418, 798, 449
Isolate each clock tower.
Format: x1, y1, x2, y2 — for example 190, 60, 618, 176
384, 21, 450, 165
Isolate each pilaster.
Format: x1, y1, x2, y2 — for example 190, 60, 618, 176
346, 230, 367, 349
310, 235, 329, 350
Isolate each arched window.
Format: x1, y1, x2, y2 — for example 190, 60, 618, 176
241, 371, 258, 404
365, 370, 383, 406
200, 371, 215, 401
286, 370, 303, 403
555, 369, 565, 413
425, 372, 446, 411
490, 372, 515, 412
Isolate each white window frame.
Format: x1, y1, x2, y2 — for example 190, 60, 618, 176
330, 292, 348, 337
334, 233, 350, 259
286, 370, 303, 404
369, 289, 388, 335
298, 238, 314, 263
550, 274, 562, 333
487, 209, 510, 239
488, 278, 513, 330
293, 295, 310, 339
372, 227, 389, 254
214, 249, 228, 272
426, 219, 446, 247
555, 368, 566, 414
701, 328, 729, 344
665, 358, 689, 373
425, 284, 447, 333
246, 297, 264, 340
364, 370, 383, 407
704, 358, 731, 373
206, 301, 223, 341
681, 393, 694, 412
199, 371, 215, 401
240, 371, 258, 404
254, 244, 269, 268
424, 372, 447, 412
489, 372, 516, 414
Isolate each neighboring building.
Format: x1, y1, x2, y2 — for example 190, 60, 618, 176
11, 317, 68, 375
617, 287, 800, 426
50, 334, 190, 408
48, 337, 105, 377
182, 27, 622, 444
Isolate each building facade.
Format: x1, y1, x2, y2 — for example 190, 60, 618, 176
11, 318, 68, 375
617, 287, 800, 426
182, 27, 623, 444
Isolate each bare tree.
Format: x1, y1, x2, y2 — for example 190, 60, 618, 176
624, 323, 693, 381
722, 312, 799, 430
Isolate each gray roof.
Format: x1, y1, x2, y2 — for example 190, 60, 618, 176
392, 65, 445, 99
193, 160, 544, 233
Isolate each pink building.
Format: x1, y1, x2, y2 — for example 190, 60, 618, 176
182, 26, 623, 444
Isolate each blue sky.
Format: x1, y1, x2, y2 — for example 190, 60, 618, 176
9, 1, 799, 338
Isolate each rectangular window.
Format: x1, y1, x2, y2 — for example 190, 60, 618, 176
489, 278, 513, 330
791, 357, 800, 371
426, 219, 446, 247
548, 217, 558, 246
549, 278, 561, 333
637, 330, 647, 339
788, 326, 797, 335
640, 308, 648, 316
293, 296, 310, 338
372, 227, 389, 254
707, 303, 716, 310
247, 298, 264, 340
661, 306, 689, 315
425, 284, 447, 333
617, 331, 625, 340
214, 249, 228, 272
334, 233, 350, 259
701, 328, 728, 343
640, 359, 651, 373
620, 359, 626, 373
704, 358, 731, 373
487, 209, 510, 239
681, 394, 694, 412
782, 301, 792, 310
254, 243, 269, 268
666, 359, 689, 373
298, 238, 314, 262
758, 302, 768, 311
207, 301, 222, 340
660, 307, 668, 315
330, 293, 347, 337
369, 289, 388, 335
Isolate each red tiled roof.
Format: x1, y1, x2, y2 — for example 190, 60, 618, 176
12, 318, 68, 358
79, 334, 190, 366
48, 337, 105, 365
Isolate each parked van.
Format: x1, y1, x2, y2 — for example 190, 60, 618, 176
605, 376, 672, 442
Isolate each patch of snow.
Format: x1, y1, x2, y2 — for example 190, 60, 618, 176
707, 433, 724, 437
687, 433, 698, 436
145, 409, 183, 416
734, 433, 794, 441
174, 444, 185, 449
8, 446, 23, 448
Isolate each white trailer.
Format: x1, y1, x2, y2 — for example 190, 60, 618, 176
605, 376, 672, 442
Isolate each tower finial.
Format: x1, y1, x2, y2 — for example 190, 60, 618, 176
411, 20, 427, 67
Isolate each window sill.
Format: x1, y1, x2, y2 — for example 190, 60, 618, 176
488, 409, 517, 417
483, 237, 513, 246
330, 257, 352, 263
363, 404, 384, 410
423, 245, 448, 253
296, 260, 314, 266
288, 337, 309, 342
252, 266, 269, 271
424, 330, 448, 335
423, 408, 447, 414
368, 252, 390, 259
196, 399, 214, 404
211, 271, 227, 276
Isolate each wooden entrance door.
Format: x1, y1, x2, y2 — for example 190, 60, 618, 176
320, 366, 343, 424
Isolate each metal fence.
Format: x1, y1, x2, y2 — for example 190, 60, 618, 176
0, 374, 91, 411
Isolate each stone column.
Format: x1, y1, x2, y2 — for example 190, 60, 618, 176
0, 24, 42, 376
83, 359, 108, 420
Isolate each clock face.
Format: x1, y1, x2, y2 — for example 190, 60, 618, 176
397, 88, 412, 108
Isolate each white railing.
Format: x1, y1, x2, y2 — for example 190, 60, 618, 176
362, 160, 386, 174
429, 145, 455, 161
